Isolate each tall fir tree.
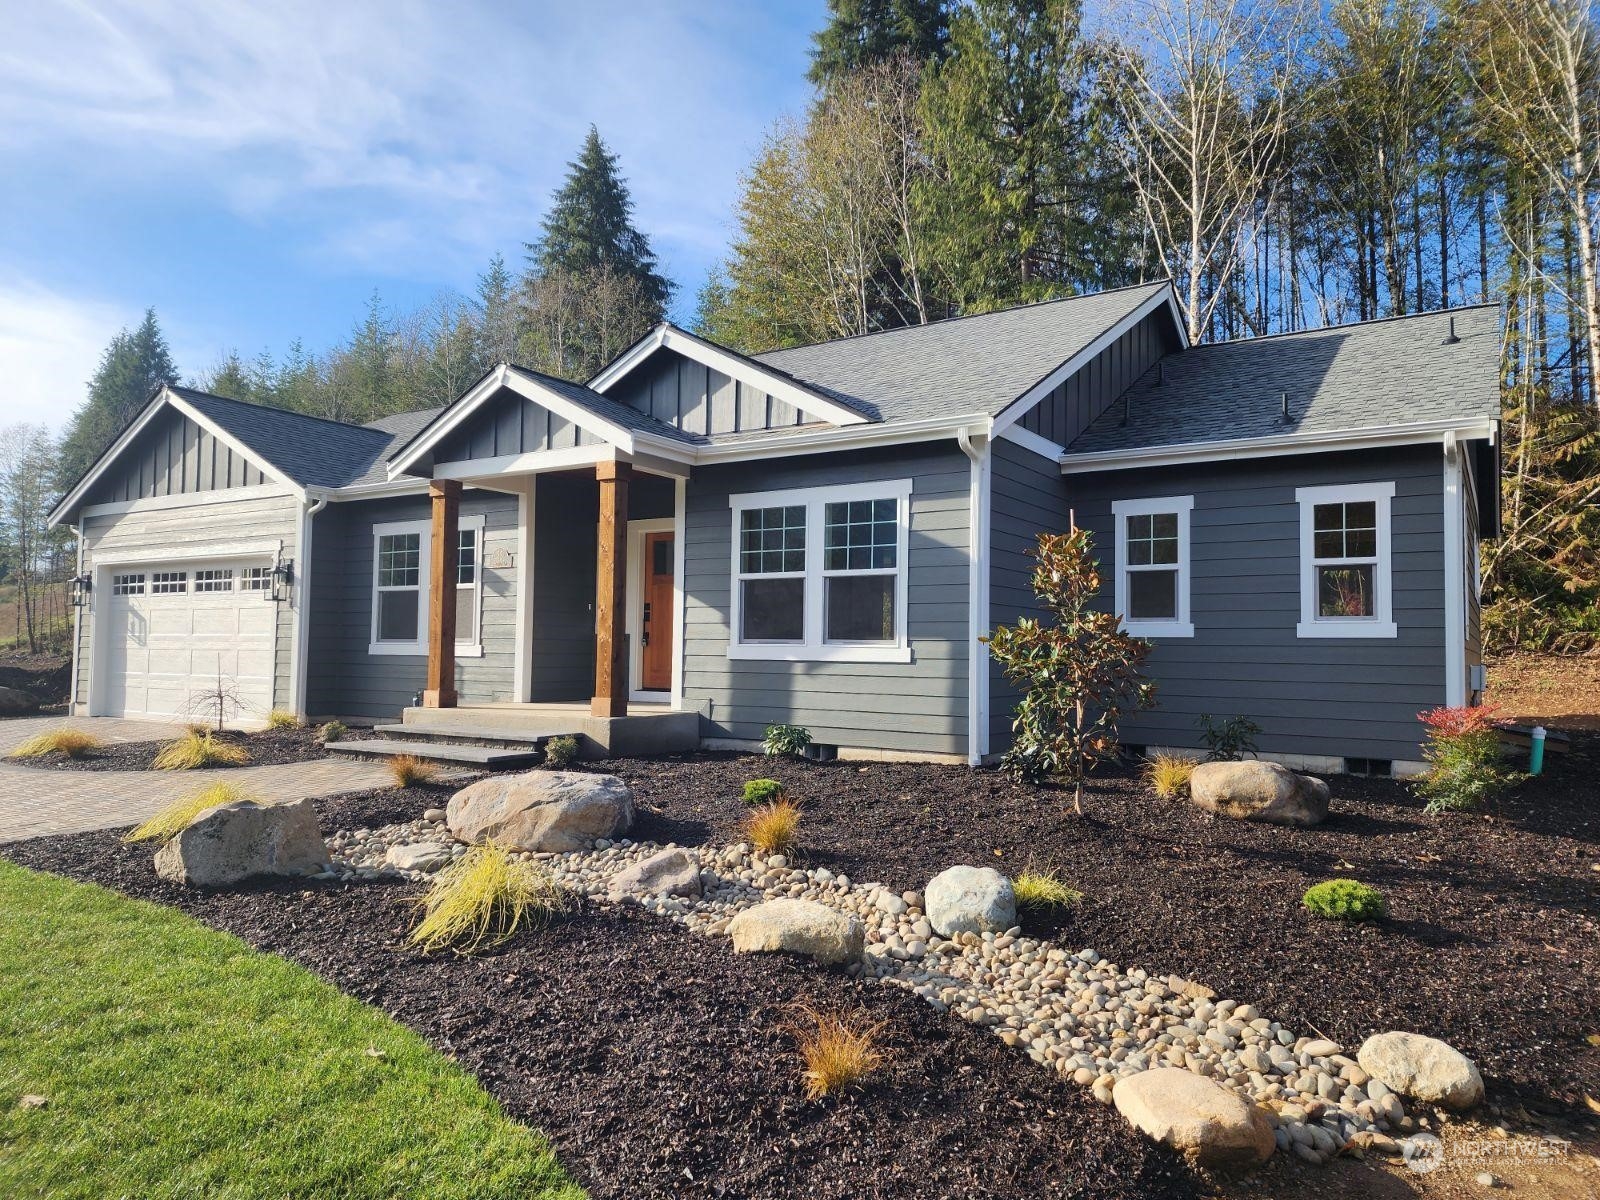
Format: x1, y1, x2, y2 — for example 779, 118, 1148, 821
808, 0, 951, 85
58, 308, 177, 487
528, 127, 672, 317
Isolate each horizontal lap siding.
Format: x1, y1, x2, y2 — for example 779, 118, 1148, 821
530, 475, 596, 702
1063, 445, 1447, 763
78, 492, 300, 711
306, 491, 520, 719
684, 443, 970, 756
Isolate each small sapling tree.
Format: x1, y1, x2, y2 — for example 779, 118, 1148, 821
984, 529, 1156, 813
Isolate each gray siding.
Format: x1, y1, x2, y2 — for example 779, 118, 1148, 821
530, 475, 596, 702
611, 348, 813, 436
990, 445, 1447, 764
1462, 449, 1483, 692
75, 492, 300, 713
987, 437, 1076, 749
435, 388, 598, 463
683, 443, 971, 757
1019, 308, 1178, 446
306, 490, 520, 719
85, 408, 269, 505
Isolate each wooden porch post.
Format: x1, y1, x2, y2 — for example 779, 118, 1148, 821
591, 460, 630, 718
422, 479, 461, 708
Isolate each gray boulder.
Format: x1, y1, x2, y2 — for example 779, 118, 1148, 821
1357, 1032, 1484, 1110
0, 685, 39, 717
446, 770, 633, 852
925, 865, 1016, 937
1113, 1068, 1276, 1169
609, 847, 701, 900
385, 841, 453, 873
1189, 760, 1329, 827
154, 798, 329, 887
727, 898, 863, 964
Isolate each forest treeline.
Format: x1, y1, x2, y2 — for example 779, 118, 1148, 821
4, 0, 1597, 655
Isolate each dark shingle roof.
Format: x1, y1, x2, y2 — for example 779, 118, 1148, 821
753, 281, 1172, 423
170, 388, 398, 489
344, 407, 446, 487
1065, 305, 1502, 457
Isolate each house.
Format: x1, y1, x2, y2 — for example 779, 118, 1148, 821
48, 281, 1501, 774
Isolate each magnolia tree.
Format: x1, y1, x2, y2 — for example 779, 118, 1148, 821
984, 530, 1155, 812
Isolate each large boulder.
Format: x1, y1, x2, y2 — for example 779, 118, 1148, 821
154, 798, 329, 887
446, 770, 633, 853
1357, 1032, 1484, 1110
1113, 1068, 1276, 1169
925, 865, 1016, 937
0, 685, 39, 717
1188, 760, 1330, 827
727, 898, 863, 965
609, 847, 701, 900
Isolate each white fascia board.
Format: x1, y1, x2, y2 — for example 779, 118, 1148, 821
589, 323, 871, 429
1058, 418, 1497, 474
50, 387, 302, 526
695, 414, 991, 465
997, 423, 1065, 460
993, 284, 1184, 436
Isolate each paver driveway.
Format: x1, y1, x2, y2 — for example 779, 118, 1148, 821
0, 716, 399, 843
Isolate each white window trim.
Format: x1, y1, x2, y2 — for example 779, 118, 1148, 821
1295, 480, 1398, 639
727, 479, 913, 663
370, 519, 430, 656
454, 515, 487, 659
1111, 495, 1194, 638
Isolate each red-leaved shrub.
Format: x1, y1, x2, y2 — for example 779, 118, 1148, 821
1417, 703, 1503, 738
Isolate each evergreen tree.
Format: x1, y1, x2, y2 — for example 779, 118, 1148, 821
475, 252, 522, 367
200, 350, 252, 401
58, 308, 176, 486
809, 0, 951, 85
528, 127, 672, 316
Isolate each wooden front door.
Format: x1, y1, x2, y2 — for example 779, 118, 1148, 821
640, 532, 674, 692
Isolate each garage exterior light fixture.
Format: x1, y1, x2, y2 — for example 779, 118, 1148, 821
270, 560, 293, 603
70, 574, 91, 608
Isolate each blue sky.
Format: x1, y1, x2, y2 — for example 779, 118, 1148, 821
1, 0, 823, 429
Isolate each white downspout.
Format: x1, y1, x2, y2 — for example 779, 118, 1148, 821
291, 495, 329, 718
67, 524, 84, 714
958, 427, 992, 767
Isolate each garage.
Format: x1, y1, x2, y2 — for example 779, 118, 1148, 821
99, 559, 278, 722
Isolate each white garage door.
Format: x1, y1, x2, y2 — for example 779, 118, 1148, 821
101, 560, 277, 722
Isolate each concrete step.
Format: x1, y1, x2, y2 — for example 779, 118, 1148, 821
324, 739, 543, 768
372, 722, 573, 749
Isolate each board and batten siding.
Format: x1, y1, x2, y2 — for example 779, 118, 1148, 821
1017, 308, 1179, 447
682, 443, 971, 757
609, 347, 812, 436
84, 407, 270, 505
74, 491, 300, 713
433, 388, 599, 464
1044, 444, 1449, 764
305, 490, 520, 719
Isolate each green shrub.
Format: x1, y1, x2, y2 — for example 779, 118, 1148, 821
1413, 704, 1523, 814
742, 778, 785, 806
543, 735, 580, 769
1302, 879, 1387, 922
1198, 713, 1262, 762
763, 724, 812, 757
314, 720, 349, 745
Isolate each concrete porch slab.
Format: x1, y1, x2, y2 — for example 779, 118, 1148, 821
399, 703, 700, 758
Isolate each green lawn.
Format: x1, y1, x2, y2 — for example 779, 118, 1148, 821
0, 861, 583, 1200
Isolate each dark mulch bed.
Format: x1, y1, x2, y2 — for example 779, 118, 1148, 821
11, 724, 375, 772
3, 829, 1198, 1200
577, 746, 1600, 1118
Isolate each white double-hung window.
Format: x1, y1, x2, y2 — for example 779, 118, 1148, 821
1295, 481, 1396, 638
369, 515, 486, 656
1111, 495, 1194, 638
728, 479, 912, 662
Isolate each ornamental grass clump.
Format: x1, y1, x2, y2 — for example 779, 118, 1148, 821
6, 728, 104, 760
1012, 870, 1084, 913
983, 529, 1155, 812
388, 754, 440, 788
266, 709, 302, 730
1413, 703, 1523, 814
151, 729, 249, 770
746, 798, 801, 854
790, 1002, 886, 1100
1302, 878, 1387, 922
123, 783, 255, 845
408, 841, 565, 955
1144, 752, 1194, 799
742, 778, 786, 806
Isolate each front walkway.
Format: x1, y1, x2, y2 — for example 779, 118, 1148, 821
0, 717, 399, 844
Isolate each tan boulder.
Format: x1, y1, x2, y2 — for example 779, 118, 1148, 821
1113, 1068, 1276, 1169
446, 770, 633, 852
1189, 760, 1329, 827
727, 899, 863, 965
1357, 1032, 1484, 1110
609, 847, 702, 900
154, 798, 328, 887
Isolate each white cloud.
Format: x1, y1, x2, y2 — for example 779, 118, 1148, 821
0, 280, 137, 432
